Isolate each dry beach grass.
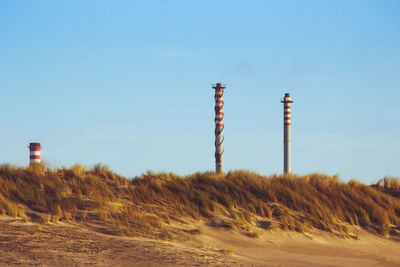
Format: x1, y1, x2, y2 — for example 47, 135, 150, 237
0, 163, 399, 266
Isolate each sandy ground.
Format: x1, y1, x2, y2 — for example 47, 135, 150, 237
0, 216, 399, 266
201, 225, 400, 266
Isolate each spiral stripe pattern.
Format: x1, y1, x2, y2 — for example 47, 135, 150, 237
213, 83, 225, 173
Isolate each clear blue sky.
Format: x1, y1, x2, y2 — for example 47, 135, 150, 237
1, 0, 399, 182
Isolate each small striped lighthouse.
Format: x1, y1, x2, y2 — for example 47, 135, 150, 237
281, 93, 293, 174
212, 83, 226, 174
29, 143, 41, 167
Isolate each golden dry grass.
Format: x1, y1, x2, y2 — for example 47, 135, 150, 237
0, 164, 399, 238
128, 170, 400, 235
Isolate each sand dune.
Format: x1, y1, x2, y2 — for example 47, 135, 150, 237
0, 216, 399, 266
202, 225, 400, 266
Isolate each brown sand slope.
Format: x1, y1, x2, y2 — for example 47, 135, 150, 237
201, 226, 400, 266
1, 216, 399, 267
0, 216, 255, 266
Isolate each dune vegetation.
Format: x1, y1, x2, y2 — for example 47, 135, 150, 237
0, 163, 399, 240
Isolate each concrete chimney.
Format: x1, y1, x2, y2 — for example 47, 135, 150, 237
281, 93, 293, 174
212, 83, 226, 173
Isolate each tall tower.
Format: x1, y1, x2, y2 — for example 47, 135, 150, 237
29, 142, 41, 167
212, 83, 226, 173
281, 93, 293, 174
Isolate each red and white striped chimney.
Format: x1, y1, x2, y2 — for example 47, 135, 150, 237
29, 143, 41, 166
212, 83, 226, 173
281, 93, 293, 174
